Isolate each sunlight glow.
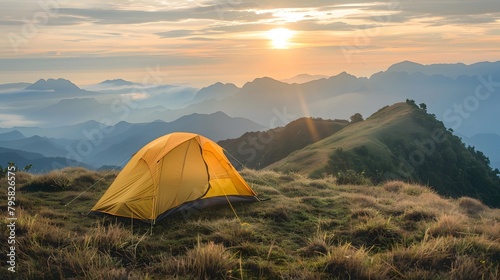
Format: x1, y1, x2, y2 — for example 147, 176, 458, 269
267, 28, 293, 49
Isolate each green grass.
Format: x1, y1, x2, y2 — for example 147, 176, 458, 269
0, 167, 499, 279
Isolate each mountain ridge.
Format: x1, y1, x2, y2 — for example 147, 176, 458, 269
0, 112, 265, 169
219, 117, 350, 169
266, 101, 500, 207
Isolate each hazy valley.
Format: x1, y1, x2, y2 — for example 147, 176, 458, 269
1, 61, 499, 172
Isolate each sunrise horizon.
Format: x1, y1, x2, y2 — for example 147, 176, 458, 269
1, 1, 499, 87
3, 58, 500, 89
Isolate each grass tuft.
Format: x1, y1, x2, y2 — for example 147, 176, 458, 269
382, 180, 405, 193
22, 170, 71, 192
320, 243, 376, 280
172, 238, 237, 279
457, 197, 487, 216
428, 214, 467, 237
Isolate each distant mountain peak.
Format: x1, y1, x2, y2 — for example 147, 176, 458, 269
192, 82, 240, 102
99, 79, 137, 86
326, 71, 359, 82
258, 76, 279, 82
281, 73, 328, 84
337, 71, 356, 77
387, 61, 425, 73
25, 78, 82, 92
0, 130, 25, 141
210, 111, 230, 117
385, 60, 500, 78
199, 82, 238, 91
244, 76, 285, 87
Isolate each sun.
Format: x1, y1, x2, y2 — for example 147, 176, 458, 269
267, 28, 293, 49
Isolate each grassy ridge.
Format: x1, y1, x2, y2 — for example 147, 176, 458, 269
270, 102, 500, 207
1, 167, 499, 279
267, 103, 417, 175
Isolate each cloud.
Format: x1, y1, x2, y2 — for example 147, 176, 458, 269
0, 0, 499, 86
0, 55, 222, 72
55, 5, 270, 25
120, 92, 149, 100
353, 1, 500, 26
156, 30, 197, 38
2, 1, 497, 31
0, 114, 39, 127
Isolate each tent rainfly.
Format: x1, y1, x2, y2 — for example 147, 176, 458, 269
91, 132, 259, 223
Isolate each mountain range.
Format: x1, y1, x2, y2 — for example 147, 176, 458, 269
0, 112, 264, 170
0, 60, 499, 171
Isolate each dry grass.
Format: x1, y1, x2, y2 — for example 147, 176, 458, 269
21, 167, 105, 192
159, 238, 238, 279
320, 243, 379, 280
4, 168, 500, 279
22, 170, 71, 191
382, 180, 405, 193
474, 220, 500, 241
301, 222, 335, 256
210, 218, 256, 247
450, 255, 499, 280
428, 213, 468, 237
457, 197, 488, 216
50, 243, 127, 279
402, 207, 438, 223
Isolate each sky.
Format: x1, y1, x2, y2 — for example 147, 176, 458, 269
0, 0, 499, 87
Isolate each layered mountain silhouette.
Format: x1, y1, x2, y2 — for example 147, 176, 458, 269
192, 82, 240, 103
388, 60, 500, 78
0, 112, 264, 170
281, 73, 329, 84
0, 147, 91, 172
1, 60, 499, 174
0, 130, 25, 141
3, 61, 499, 134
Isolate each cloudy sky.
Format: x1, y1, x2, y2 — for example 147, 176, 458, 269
1, 0, 499, 86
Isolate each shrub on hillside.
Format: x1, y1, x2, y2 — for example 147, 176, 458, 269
383, 181, 405, 193
336, 170, 371, 185
22, 171, 71, 192
73, 173, 99, 190
352, 216, 402, 250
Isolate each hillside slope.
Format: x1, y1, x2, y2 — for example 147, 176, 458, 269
270, 101, 500, 207
219, 117, 349, 169
268, 102, 420, 174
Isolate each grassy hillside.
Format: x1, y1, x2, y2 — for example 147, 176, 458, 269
268, 103, 415, 175
270, 101, 500, 207
1, 167, 499, 279
219, 117, 349, 169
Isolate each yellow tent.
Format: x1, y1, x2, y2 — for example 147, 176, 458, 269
91, 132, 258, 223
